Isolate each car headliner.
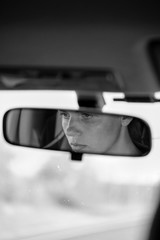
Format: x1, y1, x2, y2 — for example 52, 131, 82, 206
1, 2, 160, 93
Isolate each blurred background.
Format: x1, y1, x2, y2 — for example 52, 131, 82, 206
0, 93, 160, 240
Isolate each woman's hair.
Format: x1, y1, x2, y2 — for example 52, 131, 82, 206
128, 118, 151, 155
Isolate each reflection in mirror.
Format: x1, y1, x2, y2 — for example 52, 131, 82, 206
3, 108, 151, 156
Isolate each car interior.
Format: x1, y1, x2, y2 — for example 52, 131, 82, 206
1, 2, 160, 240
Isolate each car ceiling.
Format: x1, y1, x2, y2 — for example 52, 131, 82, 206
1, 2, 160, 93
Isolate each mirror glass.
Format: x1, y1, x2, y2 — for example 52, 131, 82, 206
3, 108, 151, 156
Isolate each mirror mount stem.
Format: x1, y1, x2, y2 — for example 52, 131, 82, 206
71, 152, 83, 161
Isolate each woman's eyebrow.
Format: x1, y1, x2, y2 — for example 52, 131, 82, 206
80, 111, 99, 116
59, 110, 67, 113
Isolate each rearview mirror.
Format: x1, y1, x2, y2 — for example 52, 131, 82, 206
3, 108, 151, 158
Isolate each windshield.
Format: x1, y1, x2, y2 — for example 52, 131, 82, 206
0, 67, 123, 92
0, 92, 160, 240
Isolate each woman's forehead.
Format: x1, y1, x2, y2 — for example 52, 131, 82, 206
59, 110, 119, 118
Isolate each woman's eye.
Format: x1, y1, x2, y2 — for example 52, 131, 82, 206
59, 111, 70, 119
81, 113, 93, 120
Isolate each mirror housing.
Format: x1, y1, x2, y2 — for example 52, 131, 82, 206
3, 108, 151, 160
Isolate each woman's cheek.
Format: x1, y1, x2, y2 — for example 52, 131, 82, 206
62, 120, 67, 132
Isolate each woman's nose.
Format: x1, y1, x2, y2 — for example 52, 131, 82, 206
66, 117, 81, 136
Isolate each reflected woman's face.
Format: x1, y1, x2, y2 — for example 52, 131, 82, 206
59, 110, 122, 153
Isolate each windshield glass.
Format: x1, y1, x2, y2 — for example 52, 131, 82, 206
0, 92, 159, 240
0, 68, 123, 92
0, 145, 159, 239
